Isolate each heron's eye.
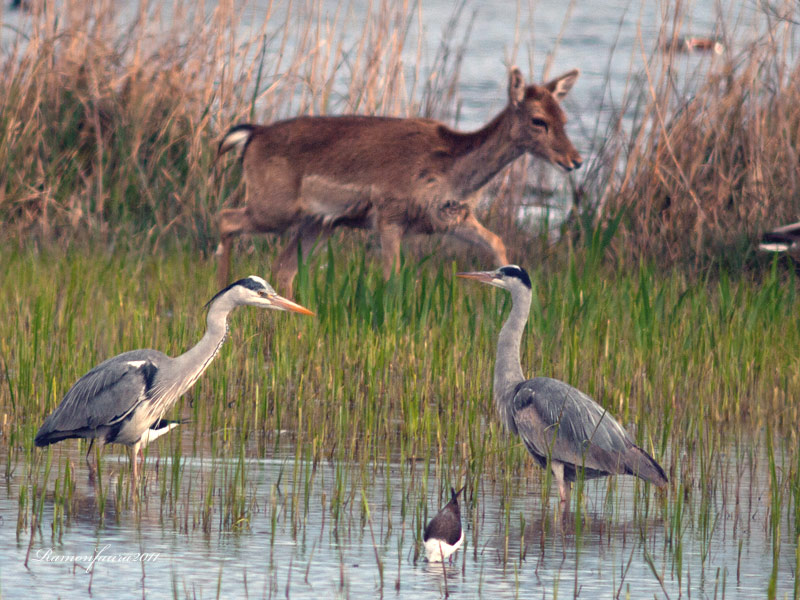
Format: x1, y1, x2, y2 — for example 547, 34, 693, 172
531, 117, 548, 132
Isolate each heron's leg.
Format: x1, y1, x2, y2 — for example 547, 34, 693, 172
85, 439, 97, 482
551, 461, 571, 507
132, 442, 140, 483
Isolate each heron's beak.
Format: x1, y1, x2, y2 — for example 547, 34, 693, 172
456, 270, 499, 285
268, 294, 315, 315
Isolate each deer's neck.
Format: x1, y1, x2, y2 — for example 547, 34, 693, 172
449, 109, 523, 195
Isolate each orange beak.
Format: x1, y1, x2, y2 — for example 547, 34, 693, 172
269, 294, 315, 316
456, 271, 498, 285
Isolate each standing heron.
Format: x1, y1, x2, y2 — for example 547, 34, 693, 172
458, 266, 667, 507
34, 276, 312, 480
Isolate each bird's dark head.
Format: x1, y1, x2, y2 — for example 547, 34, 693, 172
456, 265, 531, 291
450, 486, 466, 505
207, 276, 314, 315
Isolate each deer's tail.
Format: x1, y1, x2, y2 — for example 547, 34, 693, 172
216, 124, 256, 161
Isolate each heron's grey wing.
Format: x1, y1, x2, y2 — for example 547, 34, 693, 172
34, 350, 166, 445
511, 377, 633, 476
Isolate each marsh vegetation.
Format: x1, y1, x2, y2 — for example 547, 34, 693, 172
2, 0, 800, 597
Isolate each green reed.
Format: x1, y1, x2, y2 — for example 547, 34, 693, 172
1, 239, 799, 593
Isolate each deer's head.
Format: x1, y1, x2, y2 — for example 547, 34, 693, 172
507, 67, 582, 172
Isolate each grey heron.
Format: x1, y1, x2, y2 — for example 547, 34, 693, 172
423, 486, 465, 563
34, 276, 313, 480
458, 265, 668, 507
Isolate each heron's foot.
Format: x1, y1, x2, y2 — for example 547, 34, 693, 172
86, 457, 98, 484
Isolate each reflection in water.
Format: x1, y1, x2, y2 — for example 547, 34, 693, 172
2, 435, 795, 599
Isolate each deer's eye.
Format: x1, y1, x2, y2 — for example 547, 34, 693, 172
531, 117, 548, 132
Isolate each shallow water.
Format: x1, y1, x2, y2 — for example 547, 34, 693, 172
2, 433, 796, 599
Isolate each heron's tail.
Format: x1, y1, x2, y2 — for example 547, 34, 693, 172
34, 426, 79, 447
624, 445, 668, 487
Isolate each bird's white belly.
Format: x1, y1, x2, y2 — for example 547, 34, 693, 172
424, 529, 464, 563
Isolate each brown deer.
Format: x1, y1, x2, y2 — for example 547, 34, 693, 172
216, 66, 582, 293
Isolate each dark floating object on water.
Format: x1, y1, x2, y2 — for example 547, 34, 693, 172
34, 276, 313, 481
423, 486, 465, 563
662, 36, 724, 54
457, 266, 668, 508
759, 221, 800, 253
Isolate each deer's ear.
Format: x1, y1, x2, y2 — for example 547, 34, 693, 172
544, 69, 579, 101
508, 67, 526, 105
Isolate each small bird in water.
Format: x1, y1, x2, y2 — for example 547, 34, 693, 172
34, 276, 313, 481
661, 36, 724, 54
423, 486, 465, 563
458, 266, 668, 508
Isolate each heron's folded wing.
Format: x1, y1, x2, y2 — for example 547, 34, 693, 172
36, 354, 161, 443
512, 377, 632, 473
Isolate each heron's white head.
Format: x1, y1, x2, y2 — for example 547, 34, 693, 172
209, 276, 314, 315
456, 265, 531, 292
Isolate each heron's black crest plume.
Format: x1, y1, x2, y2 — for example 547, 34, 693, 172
204, 276, 269, 309
499, 265, 531, 289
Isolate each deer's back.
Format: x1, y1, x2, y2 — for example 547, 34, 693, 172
244, 115, 459, 189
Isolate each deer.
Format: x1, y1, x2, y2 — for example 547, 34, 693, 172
215, 66, 582, 293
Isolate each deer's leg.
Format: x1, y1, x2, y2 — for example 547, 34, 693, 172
217, 207, 254, 288
274, 221, 330, 295
378, 221, 404, 279
216, 237, 233, 289
449, 212, 509, 265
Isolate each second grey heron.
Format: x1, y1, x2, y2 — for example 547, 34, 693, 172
34, 276, 313, 480
458, 266, 668, 507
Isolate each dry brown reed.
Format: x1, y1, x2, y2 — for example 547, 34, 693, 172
5, 1, 798, 270
0, 0, 468, 246
589, 2, 800, 268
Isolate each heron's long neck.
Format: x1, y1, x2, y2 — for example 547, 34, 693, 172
493, 288, 531, 432
171, 299, 233, 396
